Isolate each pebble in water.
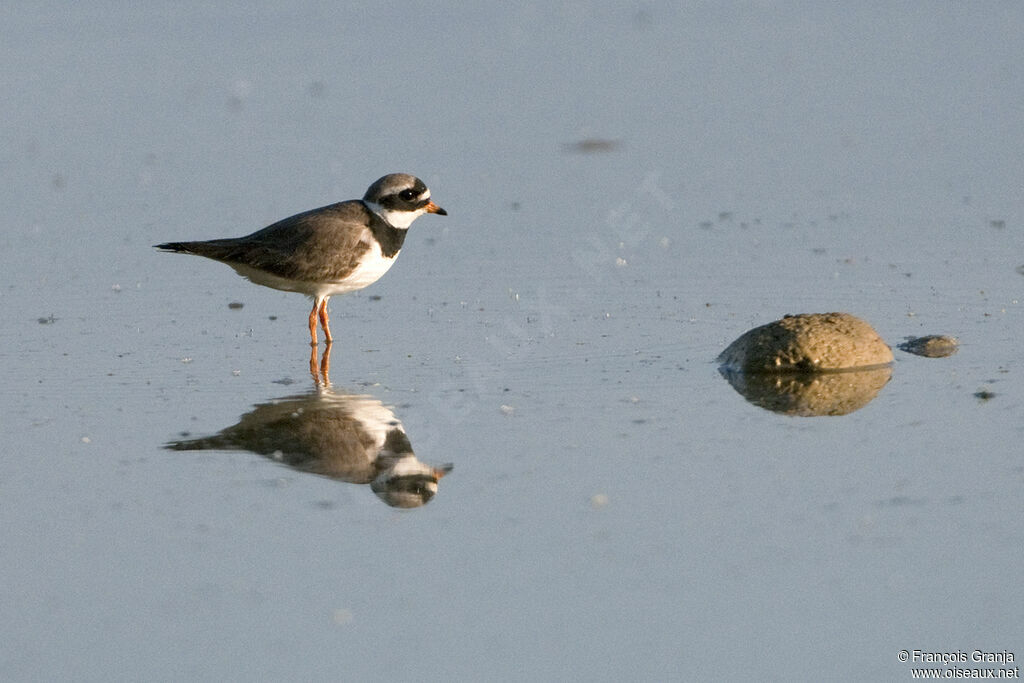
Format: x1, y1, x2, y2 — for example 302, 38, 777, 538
898, 335, 959, 358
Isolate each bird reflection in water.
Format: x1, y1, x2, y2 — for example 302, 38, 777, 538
166, 345, 452, 508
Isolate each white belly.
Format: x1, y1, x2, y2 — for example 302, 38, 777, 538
323, 240, 397, 296
228, 239, 398, 298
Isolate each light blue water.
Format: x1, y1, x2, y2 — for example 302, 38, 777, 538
2, 3, 1022, 681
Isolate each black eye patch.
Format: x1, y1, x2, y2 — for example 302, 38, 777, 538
398, 189, 418, 201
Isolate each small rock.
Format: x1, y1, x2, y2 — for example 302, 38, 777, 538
898, 335, 958, 358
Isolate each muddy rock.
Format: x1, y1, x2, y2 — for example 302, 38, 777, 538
718, 312, 894, 373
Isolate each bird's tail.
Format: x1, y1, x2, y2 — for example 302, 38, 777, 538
154, 241, 193, 253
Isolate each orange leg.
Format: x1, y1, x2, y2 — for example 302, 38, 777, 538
318, 298, 333, 344
308, 300, 319, 346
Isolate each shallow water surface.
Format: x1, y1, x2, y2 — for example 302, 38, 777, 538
2, 3, 1022, 681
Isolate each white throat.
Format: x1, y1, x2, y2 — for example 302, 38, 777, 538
364, 201, 425, 230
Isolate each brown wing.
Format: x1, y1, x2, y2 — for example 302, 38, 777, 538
156, 200, 374, 282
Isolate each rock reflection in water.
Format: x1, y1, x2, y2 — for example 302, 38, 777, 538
167, 349, 451, 507
718, 365, 893, 416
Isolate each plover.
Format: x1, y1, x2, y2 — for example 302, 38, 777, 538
155, 173, 446, 344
